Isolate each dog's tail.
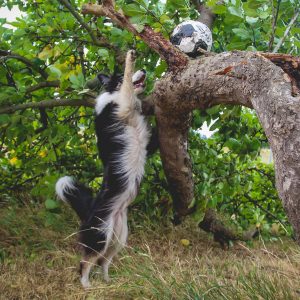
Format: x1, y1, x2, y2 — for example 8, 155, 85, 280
55, 176, 94, 222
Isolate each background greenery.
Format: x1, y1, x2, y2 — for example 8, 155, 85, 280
1, 0, 299, 238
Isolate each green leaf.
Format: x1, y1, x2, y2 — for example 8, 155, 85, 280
0, 114, 10, 127
98, 48, 109, 59
212, 4, 227, 14
45, 199, 59, 210
133, 23, 145, 33
257, 10, 270, 19
134, 0, 149, 7
246, 16, 259, 25
224, 138, 242, 151
167, 0, 187, 9
228, 6, 243, 18
232, 28, 251, 40
48, 66, 62, 79
130, 15, 150, 25
69, 73, 85, 89
122, 4, 146, 17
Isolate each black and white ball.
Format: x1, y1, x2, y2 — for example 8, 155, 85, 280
170, 20, 213, 57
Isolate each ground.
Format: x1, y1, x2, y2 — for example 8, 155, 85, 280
0, 199, 300, 300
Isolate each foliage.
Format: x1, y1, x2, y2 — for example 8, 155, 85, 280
0, 0, 299, 237
190, 107, 290, 237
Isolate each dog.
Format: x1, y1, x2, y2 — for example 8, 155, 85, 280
55, 50, 156, 288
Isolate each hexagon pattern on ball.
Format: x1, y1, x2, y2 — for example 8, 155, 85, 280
170, 20, 213, 58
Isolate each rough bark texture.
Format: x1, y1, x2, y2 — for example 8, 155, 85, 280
155, 107, 194, 219
199, 208, 259, 248
153, 51, 300, 242
261, 53, 300, 95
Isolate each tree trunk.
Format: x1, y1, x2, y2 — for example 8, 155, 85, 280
152, 51, 300, 242
155, 107, 194, 219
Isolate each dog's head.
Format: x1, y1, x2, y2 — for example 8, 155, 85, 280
98, 69, 146, 95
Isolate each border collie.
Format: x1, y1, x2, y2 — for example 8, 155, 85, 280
55, 50, 154, 288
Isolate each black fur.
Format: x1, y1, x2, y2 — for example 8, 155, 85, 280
63, 182, 94, 222
98, 73, 123, 93
78, 101, 128, 255
56, 69, 159, 278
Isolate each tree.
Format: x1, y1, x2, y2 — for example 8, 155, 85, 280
1, 0, 300, 243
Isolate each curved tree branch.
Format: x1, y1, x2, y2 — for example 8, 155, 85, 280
0, 97, 94, 114
0, 92, 155, 115
81, 2, 188, 70
153, 51, 300, 243
0, 50, 48, 79
261, 53, 300, 95
199, 208, 259, 249
25, 80, 60, 94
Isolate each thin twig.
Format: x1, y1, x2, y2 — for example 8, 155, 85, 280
0, 50, 48, 79
57, 0, 112, 48
77, 45, 86, 79
273, 8, 300, 53
269, 0, 282, 51
131, 0, 170, 36
243, 194, 289, 228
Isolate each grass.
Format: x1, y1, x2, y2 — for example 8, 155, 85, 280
1, 200, 300, 300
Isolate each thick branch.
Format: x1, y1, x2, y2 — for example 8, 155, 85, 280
153, 50, 300, 244
1, 52, 299, 115
0, 92, 154, 115
0, 50, 48, 79
81, 3, 188, 70
199, 208, 258, 249
261, 53, 300, 95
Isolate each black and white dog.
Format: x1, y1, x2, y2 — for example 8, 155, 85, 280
55, 50, 155, 288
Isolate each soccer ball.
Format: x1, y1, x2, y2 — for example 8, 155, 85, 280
170, 20, 213, 57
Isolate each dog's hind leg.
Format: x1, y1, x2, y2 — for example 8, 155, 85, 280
80, 254, 99, 288
95, 255, 114, 283
101, 209, 128, 282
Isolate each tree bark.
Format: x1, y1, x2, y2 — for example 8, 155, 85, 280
155, 107, 194, 219
152, 51, 300, 242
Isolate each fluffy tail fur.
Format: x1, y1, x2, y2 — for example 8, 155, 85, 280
55, 176, 94, 222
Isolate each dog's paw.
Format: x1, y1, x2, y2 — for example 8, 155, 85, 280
80, 278, 91, 289
127, 50, 137, 62
103, 275, 111, 283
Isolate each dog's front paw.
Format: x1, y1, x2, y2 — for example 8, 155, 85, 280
127, 50, 137, 62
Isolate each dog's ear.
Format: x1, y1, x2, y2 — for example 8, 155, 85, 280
97, 74, 110, 86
